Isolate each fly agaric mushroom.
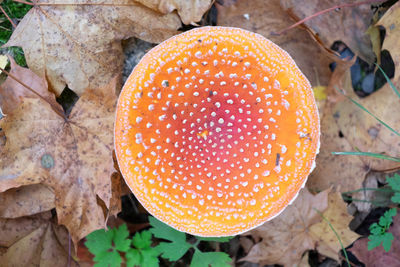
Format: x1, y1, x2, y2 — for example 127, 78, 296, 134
115, 27, 320, 236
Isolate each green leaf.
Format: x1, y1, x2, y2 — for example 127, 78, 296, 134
126, 248, 141, 267
156, 240, 191, 261
85, 228, 114, 259
196, 236, 233, 243
114, 224, 131, 252
387, 174, 400, 191
382, 232, 394, 252
132, 230, 153, 250
149, 216, 185, 241
191, 250, 231, 267
93, 250, 121, 267
391, 193, 400, 204
149, 216, 191, 261
141, 248, 160, 267
368, 234, 385, 251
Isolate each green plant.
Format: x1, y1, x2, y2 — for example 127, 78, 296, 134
368, 208, 397, 252
0, 0, 31, 66
366, 173, 400, 252
85, 217, 233, 267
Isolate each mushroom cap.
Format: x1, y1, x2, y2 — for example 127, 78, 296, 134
115, 26, 320, 236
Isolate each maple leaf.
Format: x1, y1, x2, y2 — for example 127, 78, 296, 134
350, 213, 400, 267
0, 64, 119, 247
216, 0, 332, 87
309, 191, 360, 261
240, 188, 329, 267
136, 0, 213, 25
0, 56, 62, 115
4, 0, 181, 96
0, 184, 55, 218
0, 211, 79, 266
283, 0, 375, 64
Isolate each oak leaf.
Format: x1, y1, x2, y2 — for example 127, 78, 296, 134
4, 0, 181, 96
0, 67, 119, 247
240, 188, 329, 266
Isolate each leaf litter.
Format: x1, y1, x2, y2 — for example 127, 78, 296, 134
2, 0, 400, 266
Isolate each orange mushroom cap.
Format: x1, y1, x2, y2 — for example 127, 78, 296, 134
115, 27, 320, 236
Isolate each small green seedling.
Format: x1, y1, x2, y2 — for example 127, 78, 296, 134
367, 174, 400, 252
85, 217, 233, 267
149, 216, 232, 267
368, 208, 397, 252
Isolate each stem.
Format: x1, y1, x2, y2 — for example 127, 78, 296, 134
12, 0, 34, 5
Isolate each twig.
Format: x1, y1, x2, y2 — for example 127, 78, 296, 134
0, 6, 17, 28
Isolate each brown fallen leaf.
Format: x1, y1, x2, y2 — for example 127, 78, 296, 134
4, 0, 181, 96
0, 70, 119, 247
0, 57, 62, 115
349, 213, 400, 267
0, 184, 55, 218
377, 1, 400, 83
240, 188, 329, 266
282, 0, 376, 64
216, 0, 332, 87
309, 191, 360, 261
136, 0, 213, 24
307, 77, 367, 192
334, 71, 400, 172
0, 212, 78, 266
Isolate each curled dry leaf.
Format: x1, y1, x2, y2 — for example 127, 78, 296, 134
4, 0, 181, 96
350, 214, 400, 267
0, 212, 78, 266
0, 70, 119, 247
136, 0, 213, 24
0, 57, 62, 115
240, 188, 329, 267
377, 1, 400, 82
309, 191, 360, 261
0, 184, 55, 218
282, 0, 376, 64
216, 0, 332, 87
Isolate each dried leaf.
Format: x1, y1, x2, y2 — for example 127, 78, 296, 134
0, 57, 61, 115
309, 191, 360, 261
4, 0, 181, 96
282, 0, 375, 64
0, 184, 55, 218
377, 1, 400, 82
0, 73, 119, 246
241, 188, 329, 266
0, 212, 78, 266
307, 84, 367, 192
136, 0, 213, 24
217, 0, 332, 87
350, 214, 400, 267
